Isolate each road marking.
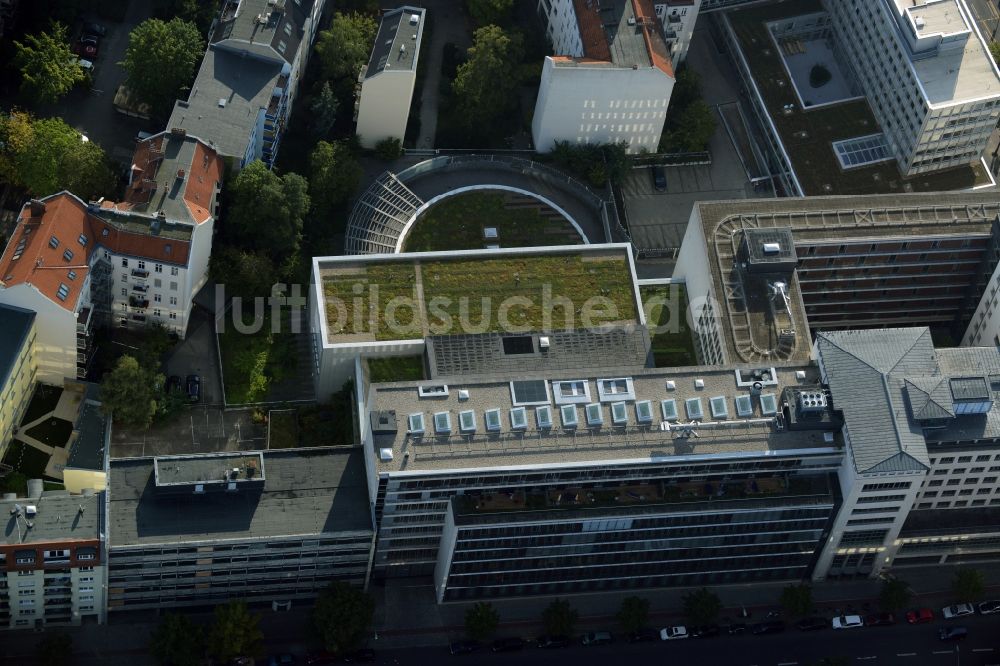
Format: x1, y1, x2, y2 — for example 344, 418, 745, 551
896, 653, 916, 657
777, 662, 797, 665
856, 658, 877, 661
932, 650, 952, 655
973, 648, 996, 653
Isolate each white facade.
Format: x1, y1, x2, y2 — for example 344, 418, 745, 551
532, 58, 674, 153
655, 0, 702, 67
0, 284, 83, 385
538, 0, 584, 55
962, 261, 1000, 347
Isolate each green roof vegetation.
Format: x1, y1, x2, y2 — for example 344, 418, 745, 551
367, 356, 426, 383
729, 0, 988, 195
321, 252, 637, 341
401, 191, 582, 252
641, 284, 697, 367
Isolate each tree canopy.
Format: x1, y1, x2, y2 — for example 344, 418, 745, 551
121, 18, 203, 119
952, 567, 985, 602
682, 587, 722, 626
616, 596, 650, 633
464, 601, 499, 640
309, 81, 340, 140
452, 25, 523, 129
780, 584, 813, 619
0, 112, 115, 198
206, 602, 262, 663
154, 0, 219, 36
315, 12, 378, 82
100, 355, 163, 430
226, 160, 310, 262
313, 581, 375, 653
14, 23, 85, 103
150, 613, 203, 666
541, 599, 578, 636
210, 246, 278, 301
308, 141, 362, 224
878, 578, 912, 613
466, 0, 513, 26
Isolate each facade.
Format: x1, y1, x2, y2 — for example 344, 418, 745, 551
654, 0, 701, 66
0, 305, 36, 456
106, 449, 374, 611
674, 193, 1000, 366
825, 0, 1000, 176
533, 0, 676, 153
0, 133, 222, 382
168, 0, 326, 168
355, 6, 425, 148
0, 484, 106, 630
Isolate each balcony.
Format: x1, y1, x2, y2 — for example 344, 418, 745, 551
132, 284, 148, 293
76, 306, 93, 334
128, 296, 149, 309
131, 268, 149, 279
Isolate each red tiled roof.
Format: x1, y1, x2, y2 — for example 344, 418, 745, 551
572, 0, 612, 61
124, 132, 223, 225
634, 0, 675, 78
185, 142, 224, 224
566, 0, 674, 78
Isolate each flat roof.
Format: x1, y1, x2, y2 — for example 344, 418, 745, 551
109, 449, 372, 547
564, 0, 673, 74
1, 491, 102, 546
315, 245, 641, 344
153, 452, 264, 486
0, 303, 34, 390
366, 6, 424, 78
369, 363, 840, 474
65, 383, 108, 473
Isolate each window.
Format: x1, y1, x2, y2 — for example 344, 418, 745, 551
862, 481, 911, 492
171, 267, 178, 276
169, 312, 177, 320
67, 270, 76, 281
121, 258, 128, 268
48, 236, 59, 249
169, 296, 177, 306
169, 281, 178, 291
154, 294, 161, 303
959, 456, 972, 463
77, 553, 94, 561
55, 283, 70, 301
121, 288, 127, 297
137, 261, 146, 269
552, 380, 590, 404
155, 263, 163, 273
77, 233, 87, 246
19, 599, 35, 607
62, 249, 73, 262
596, 378, 635, 402
856, 494, 906, 504
44, 549, 67, 559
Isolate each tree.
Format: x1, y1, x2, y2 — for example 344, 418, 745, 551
313, 581, 375, 653
309, 81, 340, 140
952, 567, 985, 602
35, 633, 72, 666
452, 25, 523, 129
671, 100, 717, 153
878, 578, 912, 613
464, 601, 499, 640
4, 114, 115, 197
682, 587, 722, 626
780, 584, 813, 619
374, 137, 403, 161
616, 596, 650, 633
100, 355, 163, 430
154, 0, 219, 36
206, 601, 262, 663
121, 18, 203, 118
309, 141, 361, 223
210, 246, 278, 301
467, 0, 513, 26
14, 23, 85, 103
315, 12, 378, 81
541, 598, 578, 636
226, 160, 310, 261
150, 613, 203, 666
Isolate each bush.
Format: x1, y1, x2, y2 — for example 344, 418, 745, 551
374, 137, 403, 161
809, 64, 832, 88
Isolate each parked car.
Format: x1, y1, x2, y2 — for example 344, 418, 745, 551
864, 613, 895, 627
939, 626, 968, 642
832, 615, 864, 629
906, 608, 934, 624
659, 626, 688, 641
942, 603, 975, 619
448, 641, 481, 655
83, 21, 107, 37
978, 600, 1000, 615
535, 635, 570, 649
491, 637, 524, 652
651, 165, 667, 192
77, 36, 98, 58
691, 624, 720, 638
725, 622, 747, 635
186, 374, 201, 402
71, 56, 94, 74
340, 649, 376, 663
267, 656, 295, 666
626, 627, 658, 643
795, 616, 828, 631
304, 653, 336, 665
581, 631, 614, 646
750, 621, 785, 635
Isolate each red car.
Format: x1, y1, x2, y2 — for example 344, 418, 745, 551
77, 36, 98, 58
906, 608, 934, 624
865, 612, 895, 627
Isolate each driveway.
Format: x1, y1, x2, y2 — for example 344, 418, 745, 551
109, 406, 266, 459
35, 0, 156, 167
164, 306, 223, 406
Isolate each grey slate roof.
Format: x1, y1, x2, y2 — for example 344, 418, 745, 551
1, 491, 102, 546
108, 448, 372, 547
0, 303, 34, 389
212, 0, 315, 65
65, 383, 108, 472
904, 377, 954, 420
816, 328, 933, 474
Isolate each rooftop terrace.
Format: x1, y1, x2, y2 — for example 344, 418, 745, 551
368, 362, 841, 474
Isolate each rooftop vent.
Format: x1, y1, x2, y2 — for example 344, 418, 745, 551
798, 390, 827, 413
379, 447, 394, 462
170, 127, 187, 137
410, 13, 420, 25
914, 15, 925, 30
539, 336, 551, 350
25, 505, 37, 517
218, 98, 227, 108
29, 199, 46, 216
176, 169, 186, 180
762, 242, 781, 254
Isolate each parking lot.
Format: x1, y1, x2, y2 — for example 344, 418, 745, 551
110, 405, 267, 459
163, 306, 224, 406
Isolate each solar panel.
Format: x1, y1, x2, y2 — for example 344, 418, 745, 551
407, 413, 424, 434
585, 403, 603, 426
760, 393, 778, 416
685, 398, 704, 420
536, 405, 553, 428
510, 406, 528, 429
636, 400, 653, 423
511, 380, 549, 404
459, 410, 476, 433
502, 336, 534, 355
561, 404, 578, 428
485, 409, 502, 431
611, 401, 628, 425
710, 396, 728, 419
434, 411, 451, 434
660, 399, 677, 421
735, 394, 753, 418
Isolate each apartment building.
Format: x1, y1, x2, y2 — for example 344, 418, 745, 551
0, 305, 36, 456
825, 0, 1000, 176
653, 0, 701, 66
533, 0, 676, 153
355, 6, 425, 148
674, 193, 1000, 366
106, 449, 374, 611
0, 482, 106, 630
168, 0, 326, 168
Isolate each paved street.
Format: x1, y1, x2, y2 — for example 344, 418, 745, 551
967, 0, 1000, 44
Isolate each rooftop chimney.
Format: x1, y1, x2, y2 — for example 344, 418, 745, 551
170, 127, 187, 137
29, 199, 46, 217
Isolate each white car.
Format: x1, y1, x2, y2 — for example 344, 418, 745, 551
942, 603, 975, 619
831, 614, 864, 629
71, 56, 94, 73
659, 625, 689, 641
978, 600, 1000, 615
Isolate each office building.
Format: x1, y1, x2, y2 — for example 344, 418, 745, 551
533, 0, 675, 153
168, 0, 326, 168
0, 305, 36, 456
355, 6, 425, 148
0, 482, 106, 630
106, 449, 374, 611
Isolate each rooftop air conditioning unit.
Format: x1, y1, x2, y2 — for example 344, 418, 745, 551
539, 336, 551, 350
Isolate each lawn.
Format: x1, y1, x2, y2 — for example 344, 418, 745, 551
24, 418, 74, 448
268, 410, 299, 450
401, 191, 582, 252
219, 308, 299, 404
642, 284, 698, 367
728, 0, 987, 194
1, 440, 51, 479
368, 356, 426, 383
19, 384, 63, 426
321, 252, 637, 341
